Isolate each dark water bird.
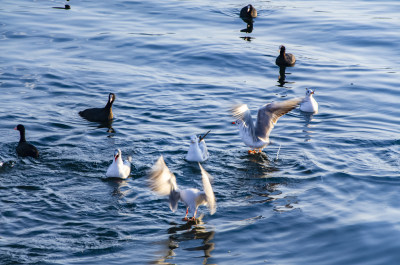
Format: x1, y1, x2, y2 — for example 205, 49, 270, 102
231, 98, 302, 154
240, 4, 257, 20
79, 93, 115, 122
149, 156, 216, 221
14, 124, 39, 158
276, 45, 296, 67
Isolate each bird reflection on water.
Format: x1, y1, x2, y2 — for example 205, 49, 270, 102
277, 66, 296, 87
240, 21, 253, 34
97, 120, 115, 134
103, 177, 130, 199
153, 217, 215, 265
300, 111, 317, 142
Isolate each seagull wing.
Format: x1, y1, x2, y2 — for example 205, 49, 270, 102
149, 156, 178, 196
232, 104, 258, 144
149, 156, 180, 212
255, 98, 302, 141
199, 163, 216, 215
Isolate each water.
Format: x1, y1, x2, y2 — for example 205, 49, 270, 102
1, 0, 400, 264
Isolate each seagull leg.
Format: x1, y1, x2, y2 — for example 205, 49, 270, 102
183, 207, 189, 221
190, 209, 198, 222
248, 149, 256, 154
258, 148, 262, 153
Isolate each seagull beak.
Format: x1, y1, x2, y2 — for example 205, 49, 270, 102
14, 127, 17, 130
311, 91, 315, 94
114, 154, 119, 162
232, 121, 236, 125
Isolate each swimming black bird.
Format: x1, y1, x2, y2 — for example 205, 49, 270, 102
79, 93, 115, 122
14, 124, 39, 158
275, 45, 296, 67
240, 4, 257, 20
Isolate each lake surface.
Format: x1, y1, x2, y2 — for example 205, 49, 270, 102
1, 0, 400, 264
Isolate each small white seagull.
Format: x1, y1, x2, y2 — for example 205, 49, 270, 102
300, 88, 318, 113
149, 156, 216, 221
106, 149, 132, 179
186, 130, 210, 162
232, 98, 302, 154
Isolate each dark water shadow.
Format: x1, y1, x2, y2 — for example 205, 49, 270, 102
277, 66, 295, 87
153, 217, 215, 264
53, 0, 71, 10
240, 20, 253, 33
240, 18, 254, 42
82, 118, 115, 135
96, 120, 115, 134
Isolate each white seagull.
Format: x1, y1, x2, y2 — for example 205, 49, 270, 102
106, 149, 132, 179
186, 130, 210, 162
300, 88, 318, 113
232, 98, 302, 154
149, 156, 216, 221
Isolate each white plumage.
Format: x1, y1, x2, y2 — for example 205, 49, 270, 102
232, 98, 302, 153
186, 131, 210, 162
106, 149, 132, 179
300, 88, 318, 113
149, 156, 216, 221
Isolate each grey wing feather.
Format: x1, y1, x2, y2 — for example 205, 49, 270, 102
255, 98, 302, 140
231, 104, 258, 143
149, 156, 178, 196
199, 163, 216, 215
169, 190, 180, 212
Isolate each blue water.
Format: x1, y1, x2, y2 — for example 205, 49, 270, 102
1, 0, 400, 264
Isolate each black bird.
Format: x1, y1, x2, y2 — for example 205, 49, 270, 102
275, 45, 296, 67
14, 124, 39, 158
240, 4, 257, 20
79, 93, 115, 122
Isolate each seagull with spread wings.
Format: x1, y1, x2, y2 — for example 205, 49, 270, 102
231, 98, 301, 154
149, 156, 216, 221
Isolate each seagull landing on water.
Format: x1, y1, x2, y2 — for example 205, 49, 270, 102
300, 88, 318, 114
186, 130, 210, 162
231, 98, 302, 154
106, 149, 132, 179
149, 156, 216, 221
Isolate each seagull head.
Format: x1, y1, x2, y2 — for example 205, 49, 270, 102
305, 88, 315, 96
190, 135, 199, 143
114, 149, 121, 162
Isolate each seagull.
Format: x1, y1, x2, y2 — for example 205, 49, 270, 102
106, 149, 132, 179
149, 156, 216, 221
186, 130, 210, 162
276, 45, 296, 67
232, 98, 302, 154
300, 88, 318, 113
